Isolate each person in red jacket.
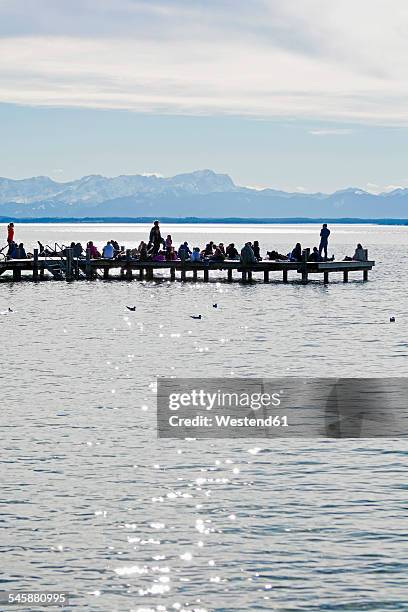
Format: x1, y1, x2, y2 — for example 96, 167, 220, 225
7, 223, 14, 244
86, 241, 101, 258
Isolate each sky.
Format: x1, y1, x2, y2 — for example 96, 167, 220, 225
1, 0, 408, 193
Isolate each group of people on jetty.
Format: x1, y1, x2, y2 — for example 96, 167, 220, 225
3, 221, 367, 263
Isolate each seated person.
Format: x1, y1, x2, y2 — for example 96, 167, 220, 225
266, 250, 288, 261
18, 243, 27, 259
210, 247, 225, 262
344, 243, 366, 261
218, 243, 226, 255
152, 250, 166, 262
62, 242, 77, 257
202, 243, 214, 257
64, 241, 76, 256
178, 241, 192, 260
87, 241, 101, 258
289, 243, 302, 262
190, 247, 202, 262
166, 246, 179, 261
7, 241, 18, 259
73, 243, 83, 258
253, 240, 261, 260
308, 247, 322, 262
102, 241, 114, 259
111, 240, 120, 255
226, 243, 239, 259
138, 241, 149, 261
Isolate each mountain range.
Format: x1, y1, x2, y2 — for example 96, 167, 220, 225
1, 169, 408, 219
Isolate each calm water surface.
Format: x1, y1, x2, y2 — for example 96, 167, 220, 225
1, 224, 407, 611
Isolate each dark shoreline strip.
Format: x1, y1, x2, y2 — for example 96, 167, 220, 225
0, 216, 407, 225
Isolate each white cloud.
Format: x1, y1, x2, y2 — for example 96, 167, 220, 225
365, 182, 408, 194
1, 1, 408, 124
383, 184, 407, 192
308, 129, 353, 136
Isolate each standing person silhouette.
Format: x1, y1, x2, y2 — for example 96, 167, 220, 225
7, 222, 14, 245
149, 220, 165, 255
318, 224, 331, 260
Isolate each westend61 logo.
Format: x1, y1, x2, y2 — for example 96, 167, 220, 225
157, 377, 408, 439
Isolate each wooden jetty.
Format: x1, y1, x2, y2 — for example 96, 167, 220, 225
0, 248, 375, 284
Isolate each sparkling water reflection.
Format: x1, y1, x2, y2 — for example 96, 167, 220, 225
1, 224, 407, 611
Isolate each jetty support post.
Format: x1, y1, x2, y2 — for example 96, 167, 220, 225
126, 249, 132, 280
170, 267, 176, 281
324, 271, 329, 284
33, 248, 39, 281
119, 247, 126, 278
241, 268, 247, 283
343, 271, 349, 283
264, 269, 269, 284
301, 249, 309, 284
363, 250, 369, 281
86, 248, 92, 280
227, 268, 233, 282
204, 267, 209, 282
181, 267, 186, 282
65, 248, 73, 281
139, 267, 144, 281
75, 257, 80, 280
104, 264, 110, 280
283, 268, 288, 283
13, 266, 22, 282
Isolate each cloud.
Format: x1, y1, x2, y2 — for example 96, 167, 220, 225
308, 129, 353, 136
1, 1, 408, 123
364, 181, 408, 194
383, 184, 407, 192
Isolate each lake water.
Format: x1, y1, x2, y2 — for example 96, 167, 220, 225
1, 223, 407, 611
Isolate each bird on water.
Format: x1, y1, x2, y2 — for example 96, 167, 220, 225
190, 315, 202, 320
126, 306, 136, 311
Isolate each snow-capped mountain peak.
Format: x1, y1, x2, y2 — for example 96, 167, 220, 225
0, 170, 238, 205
